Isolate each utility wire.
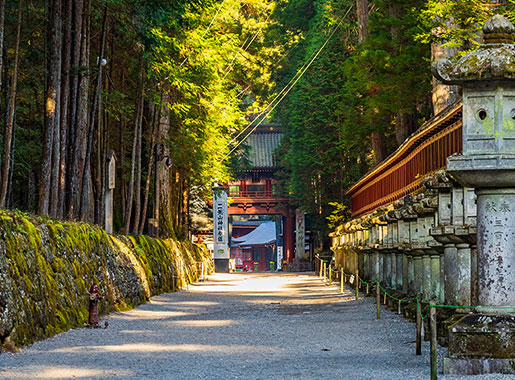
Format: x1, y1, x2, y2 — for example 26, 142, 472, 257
180, 0, 229, 67
222, 35, 251, 76
222, 7, 352, 152
230, 84, 251, 103
222, 13, 271, 80
221, 4, 353, 162
221, 54, 311, 153
202, 0, 229, 38
221, 41, 316, 152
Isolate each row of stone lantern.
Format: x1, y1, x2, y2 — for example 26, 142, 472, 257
332, 170, 477, 308
333, 15, 515, 374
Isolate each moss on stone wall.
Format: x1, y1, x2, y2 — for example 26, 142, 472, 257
0, 210, 212, 350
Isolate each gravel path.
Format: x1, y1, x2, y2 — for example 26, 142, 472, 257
0, 272, 512, 380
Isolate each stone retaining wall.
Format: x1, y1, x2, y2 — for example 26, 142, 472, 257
0, 210, 212, 350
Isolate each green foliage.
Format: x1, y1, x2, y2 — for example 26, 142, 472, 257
271, 0, 370, 240
417, 1, 515, 50
272, 0, 434, 242
326, 202, 349, 229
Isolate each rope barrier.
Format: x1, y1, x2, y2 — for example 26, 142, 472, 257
318, 266, 515, 320
376, 282, 418, 303
429, 304, 515, 310
318, 266, 515, 380
416, 297, 429, 320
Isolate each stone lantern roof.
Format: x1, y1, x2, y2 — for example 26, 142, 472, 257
433, 14, 515, 84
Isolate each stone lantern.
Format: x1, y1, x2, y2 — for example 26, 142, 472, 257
433, 14, 515, 374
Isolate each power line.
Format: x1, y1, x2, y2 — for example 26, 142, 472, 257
222, 13, 271, 80
221, 4, 354, 162
230, 84, 251, 103
223, 34, 251, 75
221, 7, 350, 156
221, 39, 318, 152
201, 0, 229, 38
222, 8, 353, 152
180, 0, 229, 67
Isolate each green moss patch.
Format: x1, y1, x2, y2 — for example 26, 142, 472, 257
0, 210, 211, 350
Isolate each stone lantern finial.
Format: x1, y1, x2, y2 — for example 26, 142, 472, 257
483, 14, 514, 44
432, 14, 515, 84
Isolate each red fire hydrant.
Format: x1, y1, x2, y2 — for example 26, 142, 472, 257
88, 284, 104, 328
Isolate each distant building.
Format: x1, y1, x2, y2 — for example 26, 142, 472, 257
227, 124, 296, 270
231, 220, 276, 271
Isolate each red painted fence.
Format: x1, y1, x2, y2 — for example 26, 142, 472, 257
347, 102, 463, 217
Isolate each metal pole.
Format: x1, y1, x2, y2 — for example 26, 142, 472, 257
376, 278, 380, 320
416, 292, 422, 355
398, 300, 401, 315
430, 302, 438, 380
340, 270, 344, 293
329, 265, 332, 285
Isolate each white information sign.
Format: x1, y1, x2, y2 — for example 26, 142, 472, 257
213, 188, 229, 259
277, 246, 283, 271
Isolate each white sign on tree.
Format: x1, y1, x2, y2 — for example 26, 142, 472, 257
105, 151, 116, 234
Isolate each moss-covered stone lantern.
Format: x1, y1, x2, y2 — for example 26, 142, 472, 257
433, 15, 515, 375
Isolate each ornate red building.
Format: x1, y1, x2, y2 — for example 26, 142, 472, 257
227, 124, 295, 268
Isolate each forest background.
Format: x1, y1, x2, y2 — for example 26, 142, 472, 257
0, 0, 513, 244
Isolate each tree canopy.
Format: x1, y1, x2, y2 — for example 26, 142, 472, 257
0, 0, 513, 243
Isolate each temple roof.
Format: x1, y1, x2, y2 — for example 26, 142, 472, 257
232, 221, 276, 247
246, 124, 283, 168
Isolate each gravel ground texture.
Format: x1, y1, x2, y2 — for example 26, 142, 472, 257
0, 272, 513, 380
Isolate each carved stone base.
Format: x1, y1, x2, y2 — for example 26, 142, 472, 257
444, 358, 515, 375
286, 259, 314, 272
444, 314, 515, 375
214, 259, 230, 273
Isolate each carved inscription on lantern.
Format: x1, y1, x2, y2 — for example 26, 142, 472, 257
477, 193, 515, 303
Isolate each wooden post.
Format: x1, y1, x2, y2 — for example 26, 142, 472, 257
383, 291, 387, 305
323, 262, 326, 280
376, 279, 380, 320
430, 302, 437, 380
319, 259, 323, 277
366, 283, 369, 295
340, 269, 344, 293
398, 300, 402, 315
355, 269, 359, 300
416, 292, 422, 355
329, 266, 332, 285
